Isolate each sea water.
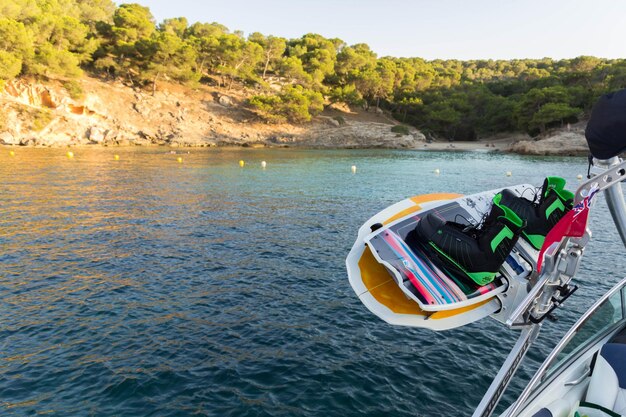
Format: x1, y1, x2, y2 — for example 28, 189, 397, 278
1, 148, 624, 416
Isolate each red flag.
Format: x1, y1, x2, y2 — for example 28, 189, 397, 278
537, 188, 597, 272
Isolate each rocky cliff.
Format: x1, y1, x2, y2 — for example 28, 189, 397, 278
0, 77, 592, 155
507, 124, 589, 156
0, 77, 424, 149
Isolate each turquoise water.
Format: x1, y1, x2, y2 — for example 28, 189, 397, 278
1, 148, 625, 416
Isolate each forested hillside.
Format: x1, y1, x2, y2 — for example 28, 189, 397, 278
2, 0, 625, 140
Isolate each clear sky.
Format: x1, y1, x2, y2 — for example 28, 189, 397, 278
131, 0, 626, 60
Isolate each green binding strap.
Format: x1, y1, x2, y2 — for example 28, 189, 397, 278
491, 226, 513, 253
544, 176, 566, 197
523, 233, 544, 250
428, 242, 496, 285
545, 198, 566, 219
545, 176, 575, 202
492, 193, 524, 228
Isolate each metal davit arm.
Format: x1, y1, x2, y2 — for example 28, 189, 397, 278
605, 184, 626, 248
594, 157, 626, 249
471, 324, 541, 417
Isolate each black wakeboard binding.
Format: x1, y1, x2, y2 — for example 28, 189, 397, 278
500, 177, 574, 250
409, 193, 525, 286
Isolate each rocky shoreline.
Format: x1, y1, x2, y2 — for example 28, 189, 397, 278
0, 77, 590, 156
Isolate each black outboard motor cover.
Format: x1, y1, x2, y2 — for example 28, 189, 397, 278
585, 89, 626, 159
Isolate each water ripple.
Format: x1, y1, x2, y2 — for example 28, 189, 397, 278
1, 148, 622, 416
